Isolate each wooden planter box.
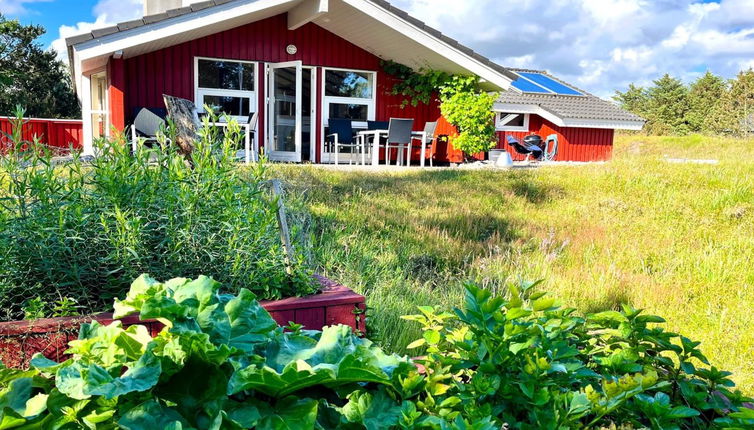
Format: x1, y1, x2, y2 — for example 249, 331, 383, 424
0, 275, 364, 369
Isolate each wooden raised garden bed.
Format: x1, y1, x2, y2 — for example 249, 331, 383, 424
0, 275, 364, 369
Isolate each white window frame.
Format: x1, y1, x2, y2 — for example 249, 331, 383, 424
194, 56, 259, 121
89, 70, 109, 140
322, 67, 377, 130
496, 112, 530, 132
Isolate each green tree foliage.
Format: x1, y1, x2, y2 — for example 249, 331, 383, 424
687, 71, 727, 133
615, 69, 754, 136
706, 69, 754, 135
382, 61, 498, 159
439, 76, 497, 158
646, 74, 690, 135
613, 83, 649, 118
0, 14, 79, 118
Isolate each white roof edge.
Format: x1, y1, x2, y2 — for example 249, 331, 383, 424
70, 0, 515, 91
561, 118, 645, 130
494, 102, 645, 131
73, 0, 296, 62
342, 0, 513, 90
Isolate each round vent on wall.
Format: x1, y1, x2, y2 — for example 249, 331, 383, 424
286, 45, 298, 55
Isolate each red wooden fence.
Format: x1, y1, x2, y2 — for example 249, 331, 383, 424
0, 117, 83, 152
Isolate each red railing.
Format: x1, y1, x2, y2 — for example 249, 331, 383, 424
0, 116, 83, 153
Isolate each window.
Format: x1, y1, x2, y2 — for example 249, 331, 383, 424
90, 72, 108, 139
195, 58, 257, 120
325, 70, 373, 98
323, 68, 376, 129
496, 112, 530, 131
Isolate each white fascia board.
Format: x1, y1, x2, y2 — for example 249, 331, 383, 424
73, 0, 298, 62
493, 103, 565, 127
561, 118, 646, 130
343, 0, 513, 91
289, 0, 328, 30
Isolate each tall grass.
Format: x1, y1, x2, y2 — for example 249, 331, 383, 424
0, 114, 314, 320
275, 134, 754, 392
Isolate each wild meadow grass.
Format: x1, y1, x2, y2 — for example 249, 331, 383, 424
274, 134, 754, 392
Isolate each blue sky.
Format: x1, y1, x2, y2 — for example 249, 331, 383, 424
2, 0, 753, 98
7, 2, 90, 48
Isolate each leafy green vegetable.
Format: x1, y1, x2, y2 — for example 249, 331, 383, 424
0, 275, 751, 429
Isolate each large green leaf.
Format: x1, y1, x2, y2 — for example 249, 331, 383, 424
255, 397, 318, 430
339, 389, 404, 430
55, 351, 161, 400
118, 400, 194, 430
228, 326, 405, 398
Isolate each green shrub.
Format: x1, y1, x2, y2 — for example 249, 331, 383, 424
404, 282, 754, 429
1, 275, 750, 429
0, 113, 314, 321
439, 76, 498, 158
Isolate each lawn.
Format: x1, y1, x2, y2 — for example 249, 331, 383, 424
274, 134, 754, 393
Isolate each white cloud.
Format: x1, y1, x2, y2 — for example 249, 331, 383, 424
0, 0, 51, 16
50, 0, 142, 62
392, 0, 754, 98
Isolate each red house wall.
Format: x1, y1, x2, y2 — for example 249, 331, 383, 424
120, 13, 442, 163
495, 115, 614, 162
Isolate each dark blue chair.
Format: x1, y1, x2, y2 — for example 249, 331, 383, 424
327, 119, 364, 165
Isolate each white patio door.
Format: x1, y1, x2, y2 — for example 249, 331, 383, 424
266, 61, 303, 162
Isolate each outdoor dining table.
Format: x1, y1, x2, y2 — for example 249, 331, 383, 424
357, 129, 429, 167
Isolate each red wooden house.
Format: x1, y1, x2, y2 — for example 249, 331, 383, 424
65, 0, 643, 164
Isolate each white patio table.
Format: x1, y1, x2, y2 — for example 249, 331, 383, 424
210, 121, 255, 164
357, 129, 427, 167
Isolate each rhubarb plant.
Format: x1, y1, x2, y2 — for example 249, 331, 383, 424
0, 275, 471, 429
0, 275, 752, 429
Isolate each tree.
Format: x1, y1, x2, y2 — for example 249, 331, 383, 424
646, 74, 690, 135
439, 75, 498, 159
0, 14, 79, 118
707, 69, 754, 135
613, 83, 649, 118
685, 71, 727, 133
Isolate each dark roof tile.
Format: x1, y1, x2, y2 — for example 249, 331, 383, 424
167, 6, 193, 17
117, 19, 146, 31
90, 26, 120, 38
65, 33, 94, 46
143, 12, 170, 24
191, 1, 215, 11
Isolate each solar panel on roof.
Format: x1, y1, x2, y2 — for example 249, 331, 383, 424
511, 77, 552, 94
518, 72, 583, 96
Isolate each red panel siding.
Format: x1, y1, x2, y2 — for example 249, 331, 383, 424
0, 117, 83, 152
108, 58, 127, 131
122, 13, 442, 162
495, 115, 614, 162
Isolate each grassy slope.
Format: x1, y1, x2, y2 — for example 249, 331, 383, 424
275, 134, 754, 392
